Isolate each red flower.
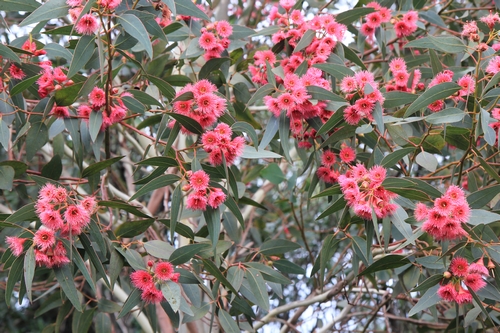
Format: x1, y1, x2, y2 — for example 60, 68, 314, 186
155, 262, 175, 281
131, 270, 155, 290
450, 257, 469, 277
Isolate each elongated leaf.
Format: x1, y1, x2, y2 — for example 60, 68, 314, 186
405, 35, 467, 54
67, 35, 95, 78
408, 285, 440, 316
383, 91, 418, 109
313, 63, 354, 80
411, 274, 443, 292
115, 219, 155, 238
467, 185, 500, 209
415, 151, 438, 172
169, 243, 211, 265
231, 122, 258, 148
54, 265, 83, 312
199, 57, 230, 80
99, 200, 150, 218
316, 197, 347, 220
381, 147, 415, 168
273, 259, 306, 275
294, 30, 316, 52
118, 14, 153, 59
404, 82, 461, 117
174, 0, 209, 20
169, 185, 182, 241
147, 75, 176, 101
260, 239, 301, 255
0, 165, 14, 191
82, 156, 124, 178
425, 107, 465, 124
242, 146, 281, 159
144, 240, 175, 259
11, 74, 41, 97
5, 203, 36, 223
117, 288, 141, 319
336, 7, 375, 25
244, 268, 269, 311
5, 256, 24, 306
24, 247, 36, 302
0, 0, 39, 12
202, 259, 238, 294
79, 233, 110, 288
167, 112, 203, 134
129, 174, 180, 201
248, 83, 275, 106
359, 255, 410, 276
161, 281, 181, 312
306, 86, 346, 102
351, 236, 372, 266
481, 108, 496, 146
20, 0, 69, 27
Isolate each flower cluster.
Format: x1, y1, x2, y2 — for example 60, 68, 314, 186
185, 170, 226, 211
425, 70, 475, 112
360, 2, 392, 37
77, 87, 129, 129
201, 123, 245, 166
6, 184, 97, 268
416, 185, 470, 241
172, 80, 226, 132
338, 164, 397, 219
66, 0, 102, 35
486, 56, 500, 76
461, 21, 479, 41
340, 70, 385, 125
37, 63, 74, 99
393, 10, 419, 38
438, 257, 488, 304
385, 57, 421, 93
480, 12, 500, 29
488, 107, 500, 143
317, 145, 356, 184
130, 260, 180, 304
198, 21, 233, 60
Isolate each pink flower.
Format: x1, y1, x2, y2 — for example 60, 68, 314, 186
78, 105, 92, 119
75, 14, 99, 35
33, 227, 56, 251
155, 262, 175, 281
451, 203, 470, 223
464, 273, 486, 292
339, 146, 356, 163
279, 0, 295, 11
39, 209, 64, 230
393, 70, 409, 87
189, 170, 210, 191
365, 12, 382, 28
438, 283, 458, 302
445, 185, 466, 201
462, 21, 478, 37
354, 98, 374, 116
186, 193, 208, 211
81, 196, 97, 213
9, 64, 26, 80
468, 259, 489, 275
141, 287, 164, 304
434, 197, 453, 215
450, 257, 469, 277
208, 188, 226, 208
53, 67, 67, 83
457, 75, 475, 96
215, 21, 232, 38
50, 106, 70, 118
368, 165, 386, 185
403, 10, 419, 24
64, 204, 90, 231
394, 21, 412, 38
486, 56, 500, 75
360, 23, 375, 37
89, 87, 106, 109
277, 93, 296, 110
66, 0, 82, 6
414, 202, 429, 221
131, 270, 155, 290
5, 236, 26, 256
100, 0, 122, 10
455, 286, 472, 304
427, 100, 444, 112
389, 58, 406, 73
354, 70, 375, 87
39, 183, 58, 201
379, 7, 392, 23
340, 76, 357, 93
480, 12, 500, 29
110, 104, 127, 123
199, 32, 217, 50
254, 50, 276, 66
321, 150, 336, 167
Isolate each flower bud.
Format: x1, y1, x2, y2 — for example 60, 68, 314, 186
147, 260, 154, 267
443, 271, 452, 279
488, 259, 496, 270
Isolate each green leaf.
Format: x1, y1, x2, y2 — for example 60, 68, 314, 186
10, 74, 42, 97
260, 163, 286, 184
411, 274, 443, 292
306, 86, 346, 102
351, 236, 372, 266
79, 233, 110, 288
336, 7, 375, 25
174, 0, 209, 20
53, 82, 84, 106
415, 151, 438, 172
126, 90, 163, 107
219, 309, 240, 332
481, 108, 496, 146
230, 25, 255, 39
259, 239, 301, 256
115, 219, 155, 238
88, 111, 102, 143
313, 63, 354, 80
359, 255, 411, 276
231, 122, 258, 148
317, 107, 344, 135
477, 155, 500, 183
99, 200, 150, 218
94, 313, 111, 333
202, 259, 239, 294
405, 35, 467, 54
244, 268, 269, 311
0, 0, 39, 11
5, 256, 24, 306
82, 156, 124, 178
20, 0, 69, 27
241, 146, 281, 159
44, 42, 73, 61
247, 83, 275, 106
67, 35, 95, 78
72, 308, 95, 333
26, 121, 48, 161
147, 76, 176, 101
118, 14, 153, 59
199, 57, 230, 80
467, 185, 500, 209
169, 243, 211, 265
425, 107, 465, 124
24, 247, 36, 302
66, 243, 96, 293
167, 112, 203, 134
0, 165, 14, 191
383, 91, 418, 109
5, 203, 36, 223
129, 174, 180, 201
0, 120, 9, 150
203, 207, 221, 254
144, 240, 175, 260
273, 259, 306, 275
244, 263, 291, 285
409, 285, 440, 317
161, 281, 181, 312
404, 82, 461, 117
54, 265, 83, 312
117, 288, 142, 319
294, 29, 316, 52
316, 197, 347, 220
169, 185, 182, 241
381, 147, 415, 168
